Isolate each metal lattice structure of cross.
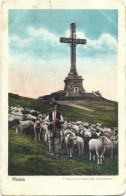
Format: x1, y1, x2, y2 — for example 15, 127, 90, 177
60, 23, 87, 75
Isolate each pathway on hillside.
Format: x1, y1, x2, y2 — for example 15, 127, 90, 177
58, 101, 93, 112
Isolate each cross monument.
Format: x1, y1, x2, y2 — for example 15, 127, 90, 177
59, 23, 87, 95
39, 23, 103, 100
60, 23, 87, 75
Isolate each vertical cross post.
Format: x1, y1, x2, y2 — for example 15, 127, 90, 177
60, 23, 87, 75
70, 23, 77, 74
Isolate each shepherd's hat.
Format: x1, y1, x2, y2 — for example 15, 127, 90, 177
51, 102, 60, 108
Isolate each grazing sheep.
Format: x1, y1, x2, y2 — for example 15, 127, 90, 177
24, 114, 37, 122
9, 113, 24, 121
30, 109, 40, 117
34, 119, 43, 140
40, 122, 49, 145
8, 116, 20, 131
110, 135, 118, 154
103, 128, 112, 138
89, 137, 105, 165
101, 136, 114, 158
112, 127, 118, 136
74, 136, 84, 156
15, 120, 34, 136
84, 130, 92, 137
63, 131, 76, 158
72, 125, 80, 134
83, 122, 89, 129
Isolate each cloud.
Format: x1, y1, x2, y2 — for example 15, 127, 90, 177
9, 27, 64, 60
9, 36, 29, 47
9, 27, 59, 47
65, 29, 117, 55
9, 26, 118, 61
27, 27, 59, 45
86, 33, 118, 53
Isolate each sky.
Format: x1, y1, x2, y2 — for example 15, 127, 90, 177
9, 9, 118, 101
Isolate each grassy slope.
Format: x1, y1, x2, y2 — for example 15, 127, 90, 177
9, 97, 51, 114
9, 130, 118, 175
60, 105, 117, 127
9, 96, 118, 127
9, 95, 118, 175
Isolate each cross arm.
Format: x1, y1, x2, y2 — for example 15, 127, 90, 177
60, 37, 72, 43
60, 37, 87, 45
75, 39, 87, 45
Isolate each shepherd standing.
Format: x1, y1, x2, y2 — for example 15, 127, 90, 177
45, 102, 64, 157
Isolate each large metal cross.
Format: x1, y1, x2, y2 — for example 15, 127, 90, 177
60, 23, 87, 75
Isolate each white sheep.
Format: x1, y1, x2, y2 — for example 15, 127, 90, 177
89, 137, 105, 165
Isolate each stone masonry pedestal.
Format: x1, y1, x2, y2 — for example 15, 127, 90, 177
64, 73, 85, 96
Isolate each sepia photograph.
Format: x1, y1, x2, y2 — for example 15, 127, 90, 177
1, 0, 126, 195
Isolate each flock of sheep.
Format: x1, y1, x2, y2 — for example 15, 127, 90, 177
9, 106, 118, 165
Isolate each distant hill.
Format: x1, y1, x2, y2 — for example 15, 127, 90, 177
9, 92, 21, 99
37, 90, 117, 104
8, 92, 118, 127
